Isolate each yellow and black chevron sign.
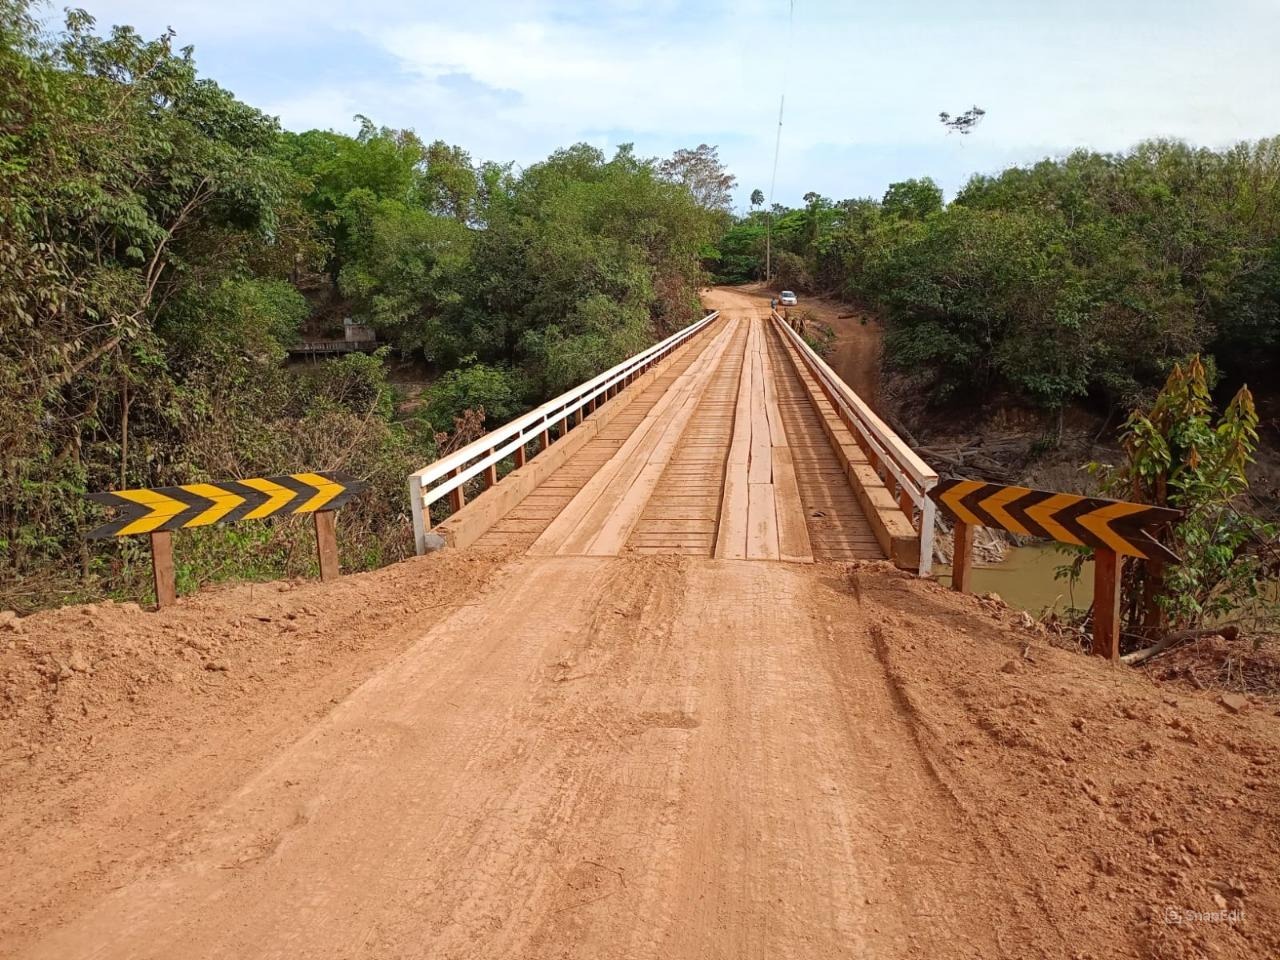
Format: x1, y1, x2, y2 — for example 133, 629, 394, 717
928, 478, 1182, 563
86, 472, 364, 540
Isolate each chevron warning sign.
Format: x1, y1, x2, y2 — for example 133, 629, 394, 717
928, 478, 1182, 563
85, 472, 364, 540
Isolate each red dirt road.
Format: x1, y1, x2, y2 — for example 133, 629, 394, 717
708, 284, 884, 405
3, 549, 1278, 959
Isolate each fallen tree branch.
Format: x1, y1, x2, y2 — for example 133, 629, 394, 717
1121, 625, 1240, 666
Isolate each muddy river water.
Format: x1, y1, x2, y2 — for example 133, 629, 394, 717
936, 542, 1095, 615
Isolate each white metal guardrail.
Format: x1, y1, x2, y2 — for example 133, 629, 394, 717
772, 310, 939, 575
408, 310, 721, 553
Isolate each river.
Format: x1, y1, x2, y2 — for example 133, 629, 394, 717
936, 542, 1094, 616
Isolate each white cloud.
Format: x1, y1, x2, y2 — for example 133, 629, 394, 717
69, 0, 1280, 204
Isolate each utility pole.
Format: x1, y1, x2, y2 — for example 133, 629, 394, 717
767, 93, 784, 284
765, 211, 772, 283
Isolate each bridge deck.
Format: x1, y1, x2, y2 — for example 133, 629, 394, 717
474, 310, 883, 561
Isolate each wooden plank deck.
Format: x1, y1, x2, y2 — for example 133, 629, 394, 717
473, 310, 884, 562
764, 321, 883, 560
628, 316, 749, 556
470, 325, 719, 553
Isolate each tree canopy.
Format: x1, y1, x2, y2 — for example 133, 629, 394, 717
708, 139, 1280, 412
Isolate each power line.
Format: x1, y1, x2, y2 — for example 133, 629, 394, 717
769, 94, 785, 219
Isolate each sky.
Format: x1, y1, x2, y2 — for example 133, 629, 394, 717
53, 0, 1280, 210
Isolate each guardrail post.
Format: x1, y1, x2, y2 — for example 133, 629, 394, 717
515, 443, 527, 468
314, 510, 340, 582
150, 531, 177, 610
409, 475, 428, 555
1093, 548, 1122, 661
950, 519, 973, 592
449, 468, 465, 512
484, 449, 498, 488
918, 488, 936, 577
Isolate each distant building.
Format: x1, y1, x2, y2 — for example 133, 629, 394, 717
343, 317, 376, 343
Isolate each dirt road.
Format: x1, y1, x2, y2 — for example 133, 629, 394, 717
4, 548, 1277, 958
706, 284, 883, 406
14, 556, 1013, 958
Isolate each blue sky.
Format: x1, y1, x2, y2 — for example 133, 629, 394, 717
56, 0, 1280, 210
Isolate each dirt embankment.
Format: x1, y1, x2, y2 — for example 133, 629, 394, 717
1, 547, 507, 948
858, 566, 1278, 960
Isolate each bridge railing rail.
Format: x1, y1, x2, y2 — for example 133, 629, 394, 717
772, 310, 939, 575
407, 310, 721, 554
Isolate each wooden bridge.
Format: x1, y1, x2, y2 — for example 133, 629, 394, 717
409, 300, 938, 570
287, 338, 382, 357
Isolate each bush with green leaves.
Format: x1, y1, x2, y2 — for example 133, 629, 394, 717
422, 363, 527, 434
1086, 357, 1277, 637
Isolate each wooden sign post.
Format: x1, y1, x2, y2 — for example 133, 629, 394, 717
87, 471, 364, 609
150, 530, 178, 610
313, 510, 340, 583
950, 519, 974, 594
1092, 548, 1123, 660
931, 478, 1180, 661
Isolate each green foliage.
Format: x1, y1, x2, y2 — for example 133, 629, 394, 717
166, 278, 309, 362
709, 138, 1280, 414
0, 5, 718, 611
336, 191, 472, 355
321, 138, 717, 384
1088, 357, 1277, 634
881, 178, 943, 220
454, 143, 716, 393
711, 220, 766, 283
422, 363, 526, 433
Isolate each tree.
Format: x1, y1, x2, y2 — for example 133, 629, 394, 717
1085, 358, 1276, 640
278, 120, 430, 281
881, 178, 944, 220
660, 144, 738, 213
420, 139, 478, 222
461, 143, 719, 392
336, 190, 473, 358
750, 188, 765, 210
939, 105, 986, 135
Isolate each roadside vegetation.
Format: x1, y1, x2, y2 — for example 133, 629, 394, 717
715, 141, 1280, 415
0, 5, 727, 610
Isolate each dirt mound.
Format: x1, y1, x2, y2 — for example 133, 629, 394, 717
1143, 632, 1280, 697
850, 562, 1279, 959
2, 551, 504, 787
0, 548, 506, 947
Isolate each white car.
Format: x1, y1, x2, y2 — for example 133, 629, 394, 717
779, 291, 798, 306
